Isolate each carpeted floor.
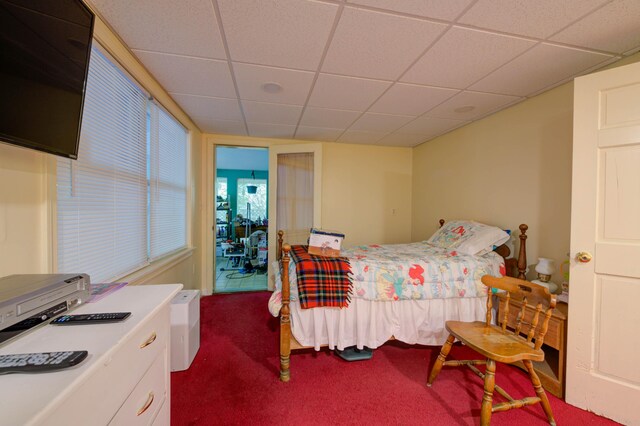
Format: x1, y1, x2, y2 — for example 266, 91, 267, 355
171, 292, 618, 425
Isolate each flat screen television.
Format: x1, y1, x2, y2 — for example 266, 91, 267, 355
0, 0, 94, 160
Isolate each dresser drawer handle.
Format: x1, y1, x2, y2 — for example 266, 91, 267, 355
139, 331, 157, 349
136, 391, 155, 416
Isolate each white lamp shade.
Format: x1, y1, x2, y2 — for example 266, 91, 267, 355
535, 258, 555, 275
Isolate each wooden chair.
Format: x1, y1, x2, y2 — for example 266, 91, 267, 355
427, 275, 557, 426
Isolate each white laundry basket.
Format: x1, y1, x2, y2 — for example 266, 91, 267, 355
170, 290, 200, 372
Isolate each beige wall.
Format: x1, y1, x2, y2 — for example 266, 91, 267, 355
0, 144, 51, 275
412, 52, 640, 282
0, 12, 203, 291
322, 143, 412, 246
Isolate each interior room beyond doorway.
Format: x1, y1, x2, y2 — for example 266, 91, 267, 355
214, 146, 269, 293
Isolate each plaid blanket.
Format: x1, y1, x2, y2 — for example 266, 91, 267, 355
289, 245, 352, 309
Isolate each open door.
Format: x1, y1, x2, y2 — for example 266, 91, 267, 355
568, 60, 640, 424
267, 143, 322, 290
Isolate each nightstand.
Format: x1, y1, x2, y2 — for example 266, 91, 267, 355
497, 294, 568, 398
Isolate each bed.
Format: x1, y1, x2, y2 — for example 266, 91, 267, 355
271, 220, 529, 382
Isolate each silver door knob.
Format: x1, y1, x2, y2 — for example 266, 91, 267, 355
576, 251, 592, 263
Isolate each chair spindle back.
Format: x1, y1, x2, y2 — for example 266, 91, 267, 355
481, 275, 557, 351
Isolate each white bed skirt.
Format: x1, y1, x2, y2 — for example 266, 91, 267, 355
290, 296, 487, 351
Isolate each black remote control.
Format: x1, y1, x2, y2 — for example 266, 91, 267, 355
50, 312, 131, 325
0, 351, 88, 374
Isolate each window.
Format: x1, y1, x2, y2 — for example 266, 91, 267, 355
215, 177, 228, 224
57, 46, 188, 283
237, 178, 267, 221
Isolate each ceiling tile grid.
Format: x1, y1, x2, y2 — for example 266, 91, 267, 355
321, 6, 448, 80
170, 93, 243, 122
216, 0, 339, 70
90, 0, 226, 59
469, 43, 615, 96
457, 0, 611, 39
87, 0, 640, 147
400, 27, 537, 89
132, 51, 237, 98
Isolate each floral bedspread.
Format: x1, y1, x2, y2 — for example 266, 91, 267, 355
278, 242, 505, 302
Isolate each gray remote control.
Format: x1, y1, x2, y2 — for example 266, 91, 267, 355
0, 351, 88, 374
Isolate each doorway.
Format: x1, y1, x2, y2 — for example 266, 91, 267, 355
214, 146, 268, 293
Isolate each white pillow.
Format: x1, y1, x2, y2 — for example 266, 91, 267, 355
426, 220, 510, 256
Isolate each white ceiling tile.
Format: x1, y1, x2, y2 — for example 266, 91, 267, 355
133, 50, 236, 98
241, 101, 303, 125
338, 130, 388, 144
470, 43, 614, 96
349, 112, 415, 133
346, 0, 474, 21
247, 123, 296, 139
308, 74, 392, 111
171, 93, 242, 121
217, 0, 338, 70
397, 116, 468, 137
322, 7, 447, 80
192, 116, 247, 135
233, 63, 315, 105
376, 132, 428, 147
299, 107, 361, 129
401, 27, 536, 89
425, 91, 522, 120
550, 0, 640, 54
458, 0, 609, 39
369, 83, 459, 115
295, 126, 344, 142
90, 0, 226, 59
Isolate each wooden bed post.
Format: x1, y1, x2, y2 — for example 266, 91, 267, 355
279, 243, 292, 382
277, 230, 284, 261
517, 224, 528, 280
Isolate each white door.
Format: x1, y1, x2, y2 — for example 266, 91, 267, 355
568, 60, 640, 425
267, 144, 322, 290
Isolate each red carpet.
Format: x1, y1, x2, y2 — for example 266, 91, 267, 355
171, 292, 618, 425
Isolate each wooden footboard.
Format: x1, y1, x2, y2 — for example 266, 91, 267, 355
275, 222, 529, 382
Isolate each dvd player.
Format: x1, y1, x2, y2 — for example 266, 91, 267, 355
0, 274, 91, 345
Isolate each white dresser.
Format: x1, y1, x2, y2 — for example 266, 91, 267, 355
0, 284, 182, 426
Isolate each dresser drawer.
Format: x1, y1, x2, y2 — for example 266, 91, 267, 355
109, 350, 167, 425
46, 305, 170, 425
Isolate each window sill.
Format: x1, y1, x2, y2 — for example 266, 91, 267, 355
120, 247, 195, 285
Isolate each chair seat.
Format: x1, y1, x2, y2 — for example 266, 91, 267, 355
445, 321, 545, 364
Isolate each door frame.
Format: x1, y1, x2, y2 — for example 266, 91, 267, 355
202, 135, 321, 295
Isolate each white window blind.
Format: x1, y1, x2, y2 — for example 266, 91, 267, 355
149, 103, 188, 260
57, 48, 148, 283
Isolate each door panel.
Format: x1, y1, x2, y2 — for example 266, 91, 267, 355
569, 59, 640, 425
600, 83, 640, 127
603, 149, 640, 240
597, 277, 640, 383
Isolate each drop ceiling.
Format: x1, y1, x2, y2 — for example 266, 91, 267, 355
87, 0, 640, 147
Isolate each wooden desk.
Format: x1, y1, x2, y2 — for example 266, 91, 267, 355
497, 295, 568, 398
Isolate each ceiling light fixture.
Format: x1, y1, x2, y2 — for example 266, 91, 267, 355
261, 82, 283, 94
454, 105, 475, 113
